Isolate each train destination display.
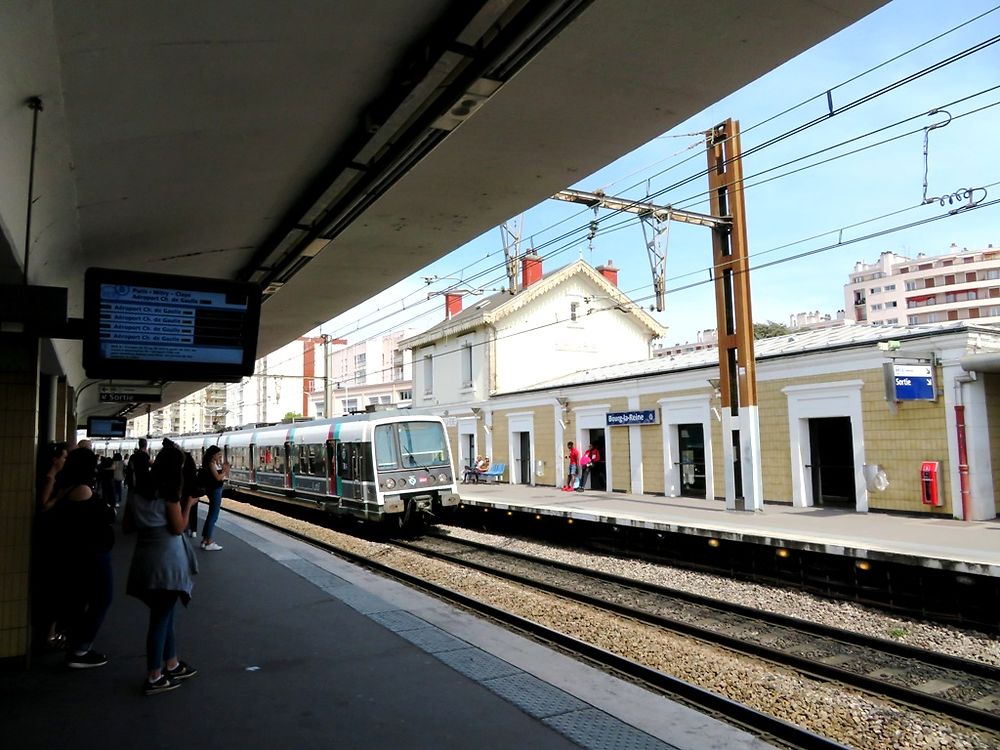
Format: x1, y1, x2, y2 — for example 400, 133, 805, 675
83, 268, 260, 381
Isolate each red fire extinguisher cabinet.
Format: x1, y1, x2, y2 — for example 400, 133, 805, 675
920, 461, 942, 506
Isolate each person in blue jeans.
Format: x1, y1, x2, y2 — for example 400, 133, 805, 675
199, 446, 229, 552
126, 442, 199, 695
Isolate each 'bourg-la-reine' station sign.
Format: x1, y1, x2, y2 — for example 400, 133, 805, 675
606, 410, 659, 426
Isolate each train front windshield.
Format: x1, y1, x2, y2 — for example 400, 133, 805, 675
374, 421, 449, 471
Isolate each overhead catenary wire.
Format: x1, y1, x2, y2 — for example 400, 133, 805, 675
245, 191, 999, 394
316, 90, 1000, 354
306, 15, 1000, 348
250, 18, 1000, 376
259, 80, 1000, 378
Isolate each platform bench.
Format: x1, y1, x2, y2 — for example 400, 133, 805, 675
479, 462, 506, 483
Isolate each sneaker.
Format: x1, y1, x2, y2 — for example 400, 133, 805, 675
190, 532, 198, 539
201, 542, 222, 551
67, 650, 108, 669
166, 661, 198, 681
144, 674, 181, 695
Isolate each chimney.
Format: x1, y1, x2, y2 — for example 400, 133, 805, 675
521, 253, 542, 288
596, 259, 618, 287
444, 292, 462, 319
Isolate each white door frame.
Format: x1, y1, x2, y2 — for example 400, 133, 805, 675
782, 380, 867, 511
507, 412, 535, 486
659, 395, 714, 499
457, 417, 477, 472
574, 405, 610, 491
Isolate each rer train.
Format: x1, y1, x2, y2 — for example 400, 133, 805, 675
93, 411, 460, 528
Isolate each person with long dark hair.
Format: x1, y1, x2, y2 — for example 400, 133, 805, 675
126, 442, 199, 695
199, 446, 229, 552
34, 442, 69, 651
53, 447, 115, 668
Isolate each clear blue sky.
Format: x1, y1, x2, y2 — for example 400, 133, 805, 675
316, 0, 1000, 348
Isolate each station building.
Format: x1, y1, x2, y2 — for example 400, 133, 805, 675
404, 258, 1000, 520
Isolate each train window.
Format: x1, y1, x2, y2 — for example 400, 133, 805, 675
296, 444, 323, 476
260, 446, 274, 472
396, 421, 448, 468
308, 445, 323, 475
337, 442, 352, 479
373, 425, 399, 471
228, 447, 248, 470
274, 446, 287, 474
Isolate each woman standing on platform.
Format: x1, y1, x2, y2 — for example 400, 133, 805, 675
54, 447, 116, 668
182, 452, 203, 538
126, 442, 199, 695
199, 446, 228, 552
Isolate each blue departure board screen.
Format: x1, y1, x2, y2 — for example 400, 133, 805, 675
83, 268, 261, 382
86, 416, 127, 438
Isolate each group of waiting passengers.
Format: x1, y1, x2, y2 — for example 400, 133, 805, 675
35, 436, 229, 695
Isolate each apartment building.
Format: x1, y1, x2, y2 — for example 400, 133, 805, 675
308, 330, 415, 417
846, 245, 1000, 327
128, 383, 228, 437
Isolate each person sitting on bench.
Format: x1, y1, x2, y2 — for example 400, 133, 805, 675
463, 456, 490, 483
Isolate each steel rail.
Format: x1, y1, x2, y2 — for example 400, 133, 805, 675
398, 535, 1000, 735
221, 503, 849, 750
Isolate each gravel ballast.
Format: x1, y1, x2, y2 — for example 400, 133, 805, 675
225, 501, 1000, 750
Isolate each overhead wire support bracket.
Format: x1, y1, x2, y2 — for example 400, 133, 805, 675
551, 188, 730, 230
499, 216, 523, 295
639, 210, 670, 312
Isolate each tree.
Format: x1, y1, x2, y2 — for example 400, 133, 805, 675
283, 411, 303, 422
753, 321, 791, 340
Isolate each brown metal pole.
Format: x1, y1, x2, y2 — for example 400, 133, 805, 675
707, 119, 761, 510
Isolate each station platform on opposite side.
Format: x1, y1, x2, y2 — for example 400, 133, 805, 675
0, 510, 770, 750
455, 483, 1000, 577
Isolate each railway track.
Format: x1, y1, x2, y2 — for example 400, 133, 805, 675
398, 532, 1000, 736
222, 501, 852, 750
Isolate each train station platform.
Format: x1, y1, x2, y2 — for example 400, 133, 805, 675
456, 484, 1000, 577
1, 511, 768, 750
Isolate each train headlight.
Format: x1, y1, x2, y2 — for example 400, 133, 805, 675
384, 478, 396, 489
437, 473, 448, 483
407, 476, 417, 486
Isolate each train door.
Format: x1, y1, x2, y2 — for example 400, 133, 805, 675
677, 424, 707, 498
807, 417, 855, 507
284, 441, 294, 490
337, 442, 368, 506
326, 440, 337, 497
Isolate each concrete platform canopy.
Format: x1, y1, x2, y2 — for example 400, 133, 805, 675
0, 0, 887, 421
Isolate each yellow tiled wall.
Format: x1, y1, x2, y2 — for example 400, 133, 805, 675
859, 368, 950, 514
0, 338, 40, 663
757, 379, 793, 502
489, 411, 509, 481
753, 369, 951, 514
609, 424, 631, 493
986, 373, 1000, 513
533, 406, 556, 485
711, 402, 725, 500
446, 424, 459, 470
